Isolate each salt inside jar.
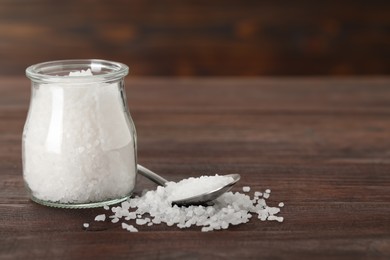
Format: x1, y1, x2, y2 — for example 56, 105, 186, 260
23, 60, 137, 208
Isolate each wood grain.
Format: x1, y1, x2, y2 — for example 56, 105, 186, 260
0, 0, 389, 76
0, 77, 390, 259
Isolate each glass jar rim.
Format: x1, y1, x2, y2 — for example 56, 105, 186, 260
26, 59, 129, 84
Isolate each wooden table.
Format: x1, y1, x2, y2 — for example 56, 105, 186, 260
1, 77, 389, 259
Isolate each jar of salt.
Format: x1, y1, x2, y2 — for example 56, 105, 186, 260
23, 60, 137, 208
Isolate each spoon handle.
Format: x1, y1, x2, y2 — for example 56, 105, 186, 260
137, 164, 169, 186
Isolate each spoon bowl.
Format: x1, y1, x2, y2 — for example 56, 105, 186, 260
172, 173, 241, 206
137, 165, 240, 206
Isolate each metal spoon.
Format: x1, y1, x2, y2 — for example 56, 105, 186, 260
137, 164, 240, 206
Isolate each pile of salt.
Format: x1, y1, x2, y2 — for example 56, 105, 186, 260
167, 175, 235, 202
89, 175, 284, 232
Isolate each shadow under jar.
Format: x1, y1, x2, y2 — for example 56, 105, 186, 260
23, 59, 137, 208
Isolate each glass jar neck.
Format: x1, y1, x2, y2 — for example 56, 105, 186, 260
26, 59, 129, 84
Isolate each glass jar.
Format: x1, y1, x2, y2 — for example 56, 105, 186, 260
23, 59, 137, 208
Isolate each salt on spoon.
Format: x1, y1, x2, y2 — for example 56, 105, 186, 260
137, 165, 240, 206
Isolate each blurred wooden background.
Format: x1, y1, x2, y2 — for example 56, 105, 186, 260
0, 0, 389, 76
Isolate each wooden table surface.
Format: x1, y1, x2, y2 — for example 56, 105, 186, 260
0, 77, 389, 259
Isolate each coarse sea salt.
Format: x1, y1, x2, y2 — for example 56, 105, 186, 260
68, 69, 93, 77
254, 191, 262, 197
23, 69, 136, 204
94, 214, 106, 222
91, 175, 284, 232
242, 186, 251, 192
167, 175, 234, 202
122, 223, 138, 232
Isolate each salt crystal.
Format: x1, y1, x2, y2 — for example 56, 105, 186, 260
221, 221, 229, 229
130, 226, 138, 232
136, 219, 148, 225
103, 205, 110, 210
121, 201, 130, 210
69, 69, 93, 76
278, 202, 284, 207
128, 212, 137, 219
83, 223, 89, 228
263, 193, 270, 199
94, 214, 106, 222
265, 189, 271, 194
242, 186, 251, 192
121, 223, 138, 232
112, 206, 120, 213
201, 227, 211, 232
267, 215, 284, 222
254, 191, 262, 197
267, 207, 280, 215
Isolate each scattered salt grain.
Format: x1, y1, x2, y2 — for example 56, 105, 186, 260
265, 189, 271, 194
121, 223, 138, 232
111, 217, 120, 223
103, 205, 110, 210
278, 202, 284, 207
254, 191, 262, 197
89, 175, 284, 232
83, 223, 89, 228
267, 215, 284, 222
242, 186, 251, 192
136, 218, 148, 225
94, 214, 106, 222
